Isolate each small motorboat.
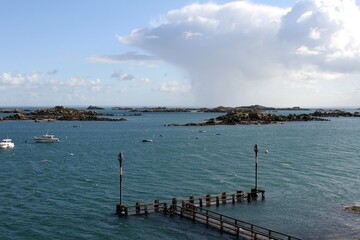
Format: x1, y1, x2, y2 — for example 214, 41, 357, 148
34, 133, 59, 143
142, 139, 153, 143
0, 139, 15, 149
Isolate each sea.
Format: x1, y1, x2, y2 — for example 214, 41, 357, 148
0, 108, 359, 240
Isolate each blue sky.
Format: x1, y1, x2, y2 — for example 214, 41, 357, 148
1, 0, 360, 107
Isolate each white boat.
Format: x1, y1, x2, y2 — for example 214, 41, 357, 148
34, 133, 59, 143
0, 139, 15, 149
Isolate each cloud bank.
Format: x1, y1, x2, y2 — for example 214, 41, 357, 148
118, 0, 360, 107
0, 72, 105, 106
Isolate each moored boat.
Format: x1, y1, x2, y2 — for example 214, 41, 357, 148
34, 133, 59, 143
0, 139, 15, 149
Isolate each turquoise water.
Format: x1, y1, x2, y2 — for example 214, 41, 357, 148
1, 111, 360, 239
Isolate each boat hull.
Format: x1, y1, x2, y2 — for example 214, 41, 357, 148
0, 139, 15, 149
0, 144, 15, 149
34, 138, 59, 143
34, 133, 59, 143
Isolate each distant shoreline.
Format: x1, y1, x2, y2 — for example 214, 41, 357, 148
1, 105, 359, 125
1, 105, 359, 114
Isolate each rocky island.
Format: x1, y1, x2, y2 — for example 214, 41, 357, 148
345, 205, 360, 214
167, 110, 329, 126
87, 105, 105, 110
311, 110, 360, 117
0, 109, 27, 114
115, 107, 193, 112
198, 105, 310, 113
0, 106, 126, 122
111, 105, 309, 113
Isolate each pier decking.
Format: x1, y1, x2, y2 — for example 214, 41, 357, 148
116, 189, 300, 240
175, 205, 301, 240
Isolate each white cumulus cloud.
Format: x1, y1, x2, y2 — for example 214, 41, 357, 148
117, 0, 360, 107
0, 72, 25, 86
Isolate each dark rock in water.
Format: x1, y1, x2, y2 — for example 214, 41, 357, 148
4, 113, 27, 120
123, 113, 142, 116
167, 111, 329, 126
311, 110, 360, 117
2, 106, 126, 122
130, 107, 191, 112
199, 105, 309, 112
87, 105, 104, 110
344, 206, 360, 214
0, 109, 25, 114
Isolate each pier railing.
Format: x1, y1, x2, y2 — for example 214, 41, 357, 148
117, 189, 258, 216
175, 204, 301, 240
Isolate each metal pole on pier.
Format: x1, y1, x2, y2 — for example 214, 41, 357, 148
118, 152, 125, 206
116, 152, 128, 216
254, 144, 259, 191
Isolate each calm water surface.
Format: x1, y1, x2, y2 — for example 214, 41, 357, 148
0, 110, 359, 239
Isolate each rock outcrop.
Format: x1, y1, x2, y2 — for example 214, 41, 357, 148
345, 205, 360, 214
311, 110, 360, 117
2, 106, 126, 122
87, 105, 105, 110
0, 109, 25, 114
167, 111, 328, 126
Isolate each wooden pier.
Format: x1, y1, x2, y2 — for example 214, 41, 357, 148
115, 148, 300, 239
116, 189, 263, 216
116, 189, 300, 240
174, 204, 301, 240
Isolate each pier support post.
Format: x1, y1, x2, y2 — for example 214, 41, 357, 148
251, 188, 258, 199
206, 194, 211, 207
172, 198, 177, 213
236, 190, 242, 202
136, 202, 141, 215
189, 196, 194, 205
221, 192, 226, 204
181, 200, 185, 216
154, 200, 159, 212
189, 196, 195, 210
216, 196, 220, 206
232, 193, 235, 204
199, 198, 203, 207
116, 204, 128, 216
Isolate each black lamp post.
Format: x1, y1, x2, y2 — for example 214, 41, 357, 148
118, 152, 125, 206
254, 144, 259, 191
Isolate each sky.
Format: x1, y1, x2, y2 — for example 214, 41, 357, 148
1, 0, 360, 108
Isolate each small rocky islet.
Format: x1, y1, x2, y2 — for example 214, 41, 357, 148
344, 205, 360, 214
0, 106, 125, 122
